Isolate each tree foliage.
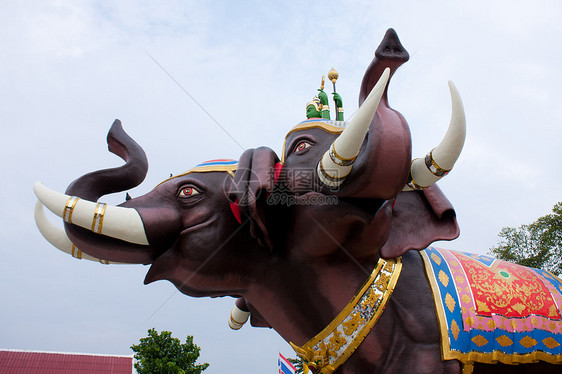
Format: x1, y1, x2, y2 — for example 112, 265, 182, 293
131, 328, 209, 374
490, 202, 562, 275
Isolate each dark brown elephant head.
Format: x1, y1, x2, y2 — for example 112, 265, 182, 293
245, 29, 465, 262
34, 120, 278, 298
220, 31, 467, 343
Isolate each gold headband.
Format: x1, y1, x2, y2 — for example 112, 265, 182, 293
281, 119, 347, 162
155, 163, 238, 188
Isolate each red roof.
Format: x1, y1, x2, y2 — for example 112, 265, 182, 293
0, 350, 133, 373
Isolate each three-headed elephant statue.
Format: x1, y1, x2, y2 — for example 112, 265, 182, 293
34, 29, 561, 373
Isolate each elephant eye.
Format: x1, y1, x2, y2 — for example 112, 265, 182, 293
293, 140, 311, 154
179, 186, 200, 198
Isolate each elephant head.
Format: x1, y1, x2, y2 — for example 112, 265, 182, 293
34, 120, 280, 298
263, 28, 465, 260
223, 30, 466, 339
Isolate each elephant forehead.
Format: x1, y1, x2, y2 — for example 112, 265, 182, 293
282, 119, 346, 162
286, 119, 346, 137
155, 159, 238, 187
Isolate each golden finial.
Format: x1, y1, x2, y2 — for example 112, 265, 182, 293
320, 76, 325, 90
328, 67, 339, 84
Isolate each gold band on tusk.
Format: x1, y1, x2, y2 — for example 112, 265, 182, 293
406, 159, 425, 190
71, 244, 83, 259
406, 178, 424, 191
91, 203, 107, 234
425, 149, 451, 177
318, 159, 351, 183
230, 312, 247, 326
63, 196, 80, 223
329, 144, 357, 167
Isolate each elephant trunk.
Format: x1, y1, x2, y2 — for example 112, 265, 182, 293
34, 120, 161, 264
316, 29, 413, 197
65, 119, 148, 200
359, 28, 410, 106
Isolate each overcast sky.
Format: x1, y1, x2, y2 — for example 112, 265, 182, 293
1, 1, 561, 373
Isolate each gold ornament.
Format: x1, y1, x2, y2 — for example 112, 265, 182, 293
328, 67, 339, 84
290, 257, 402, 373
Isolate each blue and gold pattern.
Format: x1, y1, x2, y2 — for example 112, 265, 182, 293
155, 159, 238, 187
420, 247, 562, 368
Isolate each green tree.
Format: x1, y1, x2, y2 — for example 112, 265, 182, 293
490, 202, 562, 275
131, 328, 209, 374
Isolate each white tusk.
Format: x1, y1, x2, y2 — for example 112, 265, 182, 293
33, 182, 149, 245
318, 68, 391, 187
228, 305, 250, 330
34, 200, 115, 264
404, 81, 466, 190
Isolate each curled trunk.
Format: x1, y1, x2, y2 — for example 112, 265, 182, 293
61, 120, 158, 264
65, 119, 148, 199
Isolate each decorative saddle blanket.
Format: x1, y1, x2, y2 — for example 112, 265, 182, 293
420, 247, 562, 365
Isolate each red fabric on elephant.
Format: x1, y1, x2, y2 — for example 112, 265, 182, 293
421, 247, 562, 366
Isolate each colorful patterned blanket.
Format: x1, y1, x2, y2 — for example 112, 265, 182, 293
420, 247, 562, 365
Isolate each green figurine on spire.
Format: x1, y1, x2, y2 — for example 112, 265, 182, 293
306, 67, 344, 121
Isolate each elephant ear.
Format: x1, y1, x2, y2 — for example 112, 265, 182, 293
229, 148, 279, 251
379, 184, 459, 258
